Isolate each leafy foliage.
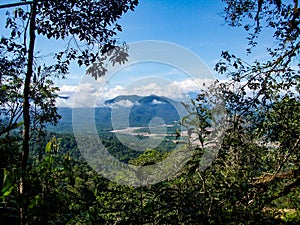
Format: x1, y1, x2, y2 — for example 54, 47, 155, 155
1, 0, 300, 224
0, 0, 138, 224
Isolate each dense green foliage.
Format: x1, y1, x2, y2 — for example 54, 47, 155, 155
1, 0, 300, 224
1, 124, 299, 224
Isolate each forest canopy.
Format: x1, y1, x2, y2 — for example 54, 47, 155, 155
0, 0, 299, 224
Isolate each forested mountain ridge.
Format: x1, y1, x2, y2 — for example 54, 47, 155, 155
1, 0, 299, 224
50, 94, 184, 132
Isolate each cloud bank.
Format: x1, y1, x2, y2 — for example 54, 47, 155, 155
56, 78, 215, 108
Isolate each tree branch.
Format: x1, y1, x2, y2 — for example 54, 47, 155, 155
270, 177, 300, 201
0, 1, 34, 9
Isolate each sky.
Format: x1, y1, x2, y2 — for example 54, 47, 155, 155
0, 0, 274, 108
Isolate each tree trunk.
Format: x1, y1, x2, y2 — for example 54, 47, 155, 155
20, 1, 37, 224
22, 1, 36, 171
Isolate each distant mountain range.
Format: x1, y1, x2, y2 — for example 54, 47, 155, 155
51, 95, 189, 132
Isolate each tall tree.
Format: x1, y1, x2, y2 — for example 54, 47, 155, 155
1, 0, 138, 176
0, 0, 138, 224
214, 0, 300, 220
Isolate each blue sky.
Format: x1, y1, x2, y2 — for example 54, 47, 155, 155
115, 0, 272, 67
63, 0, 249, 82
1, 0, 273, 107
118, 0, 242, 65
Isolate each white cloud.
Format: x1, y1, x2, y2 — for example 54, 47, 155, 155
110, 100, 134, 108
172, 78, 214, 92
56, 77, 218, 108
151, 99, 165, 105
59, 85, 78, 95
56, 83, 98, 107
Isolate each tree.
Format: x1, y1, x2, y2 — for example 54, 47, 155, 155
143, 0, 299, 223
213, 0, 300, 222
1, 0, 138, 176
0, 0, 138, 224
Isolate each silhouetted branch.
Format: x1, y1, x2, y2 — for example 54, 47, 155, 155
0, 1, 34, 9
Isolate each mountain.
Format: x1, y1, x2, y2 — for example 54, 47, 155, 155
50, 95, 186, 133
105, 95, 184, 127
104, 95, 141, 105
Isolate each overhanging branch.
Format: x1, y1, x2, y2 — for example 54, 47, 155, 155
0, 1, 34, 9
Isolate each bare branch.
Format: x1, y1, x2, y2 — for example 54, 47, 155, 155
0, 1, 34, 9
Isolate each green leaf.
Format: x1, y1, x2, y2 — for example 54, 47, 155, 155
45, 141, 52, 153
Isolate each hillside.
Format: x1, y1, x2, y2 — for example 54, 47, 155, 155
50, 95, 186, 132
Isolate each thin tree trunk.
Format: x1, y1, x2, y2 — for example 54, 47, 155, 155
22, 1, 36, 171
20, 1, 37, 224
